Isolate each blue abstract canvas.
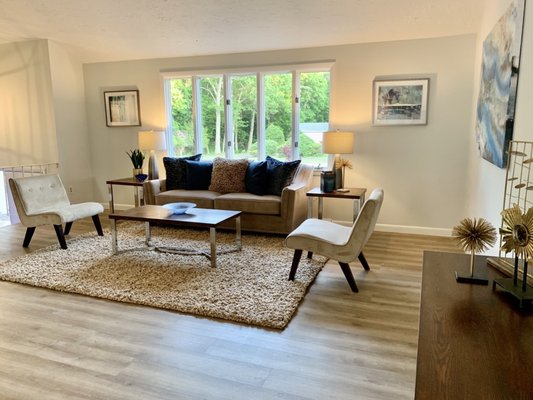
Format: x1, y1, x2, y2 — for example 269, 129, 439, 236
476, 0, 525, 168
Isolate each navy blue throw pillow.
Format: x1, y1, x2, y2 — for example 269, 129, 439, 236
183, 160, 213, 190
245, 161, 268, 195
163, 154, 201, 190
266, 156, 301, 196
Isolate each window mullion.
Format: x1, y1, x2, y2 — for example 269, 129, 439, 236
257, 72, 266, 161
162, 79, 173, 153
192, 76, 203, 155
292, 71, 301, 161
224, 75, 234, 159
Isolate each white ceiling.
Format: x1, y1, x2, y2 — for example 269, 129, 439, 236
0, 0, 485, 63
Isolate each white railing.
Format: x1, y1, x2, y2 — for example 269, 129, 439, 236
0, 162, 59, 177
0, 163, 59, 225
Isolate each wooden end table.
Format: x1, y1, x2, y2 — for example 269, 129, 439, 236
106, 177, 145, 213
306, 187, 367, 221
108, 205, 242, 268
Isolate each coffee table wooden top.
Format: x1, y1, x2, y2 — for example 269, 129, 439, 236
109, 205, 241, 228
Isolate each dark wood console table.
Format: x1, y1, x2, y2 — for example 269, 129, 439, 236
415, 251, 533, 399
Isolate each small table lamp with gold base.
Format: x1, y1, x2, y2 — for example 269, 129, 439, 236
322, 130, 354, 192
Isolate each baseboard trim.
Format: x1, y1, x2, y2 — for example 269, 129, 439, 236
101, 207, 453, 237
101, 202, 134, 211
376, 224, 452, 237
331, 219, 452, 237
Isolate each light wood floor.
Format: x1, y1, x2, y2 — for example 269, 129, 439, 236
0, 216, 460, 400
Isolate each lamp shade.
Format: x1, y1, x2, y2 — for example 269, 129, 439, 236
322, 131, 354, 154
138, 130, 166, 151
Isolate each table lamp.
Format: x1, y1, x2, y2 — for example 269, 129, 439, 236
138, 130, 166, 180
322, 130, 354, 192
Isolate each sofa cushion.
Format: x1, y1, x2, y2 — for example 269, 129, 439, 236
245, 160, 268, 196
208, 157, 249, 194
266, 156, 301, 196
214, 193, 281, 215
183, 160, 213, 190
163, 154, 201, 190
155, 190, 219, 209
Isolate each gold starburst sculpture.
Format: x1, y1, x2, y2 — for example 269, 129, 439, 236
452, 217, 497, 253
452, 217, 497, 278
500, 204, 533, 260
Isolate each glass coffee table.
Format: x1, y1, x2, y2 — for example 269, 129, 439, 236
109, 205, 242, 267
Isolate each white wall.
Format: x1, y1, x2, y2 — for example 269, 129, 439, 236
84, 35, 477, 233
48, 41, 95, 202
0, 39, 58, 167
467, 0, 532, 253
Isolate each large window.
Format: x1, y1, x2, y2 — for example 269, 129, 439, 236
163, 63, 331, 165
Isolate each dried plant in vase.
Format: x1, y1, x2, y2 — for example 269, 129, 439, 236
335, 158, 353, 192
452, 217, 496, 285
496, 205, 533, 299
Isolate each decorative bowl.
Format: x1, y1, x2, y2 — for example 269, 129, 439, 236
162, 202, 197, 215
134, 173, 148, 182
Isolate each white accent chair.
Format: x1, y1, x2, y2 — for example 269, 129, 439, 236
285, 188, 384, 292
9, 174, 104, 249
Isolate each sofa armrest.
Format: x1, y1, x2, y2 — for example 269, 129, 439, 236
143, 179, 166, 205
280, 182, 308, 226
279, 163, 315, 229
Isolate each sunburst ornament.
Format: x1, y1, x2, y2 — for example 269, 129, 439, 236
495, 204, 533, 303
452, 217, 497, 285
500, 204, 533, 260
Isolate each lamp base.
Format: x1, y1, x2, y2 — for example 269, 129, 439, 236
147, 151, 159, 180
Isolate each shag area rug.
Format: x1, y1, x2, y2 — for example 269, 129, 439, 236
0, 224, 324, 329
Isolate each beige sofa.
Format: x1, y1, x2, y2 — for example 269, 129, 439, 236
143, 163, 314, 234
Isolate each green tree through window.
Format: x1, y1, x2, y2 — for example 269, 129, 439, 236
165, 66, 330, 165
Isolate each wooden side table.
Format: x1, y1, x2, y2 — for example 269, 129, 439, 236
306, 187, 367, 221
106, 177, 145, 213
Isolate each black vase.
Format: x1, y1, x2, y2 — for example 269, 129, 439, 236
320, 171, 335, 193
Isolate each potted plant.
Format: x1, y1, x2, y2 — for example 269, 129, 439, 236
126, 149, 145, 179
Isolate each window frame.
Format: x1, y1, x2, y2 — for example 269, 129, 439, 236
161, 61, 333, 161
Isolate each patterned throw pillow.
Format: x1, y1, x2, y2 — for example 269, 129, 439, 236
183, 160, 213, 190
245, 160, 268, 196
209, 158, 249, 194
163, 154, 201, 190
266, 156, 301, 196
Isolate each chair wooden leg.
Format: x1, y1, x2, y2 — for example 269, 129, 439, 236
92, 215, 104, 236
64, 222, 73, 235
358, 252, 370, 271
53, 224, 68, 249
339, 262, 359, 292
289, 249, 303, 281
22, 227, 36, 247
307, 251, 313, 259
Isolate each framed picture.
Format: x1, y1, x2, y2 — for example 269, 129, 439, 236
372, 79, 429, 126
104, 90, 141, 127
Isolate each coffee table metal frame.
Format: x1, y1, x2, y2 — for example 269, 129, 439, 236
109, 205, 242, 268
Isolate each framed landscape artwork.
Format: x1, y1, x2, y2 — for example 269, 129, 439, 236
476, 0, 525, 168
372, 79, 429, 126
104, 90, 141, 127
